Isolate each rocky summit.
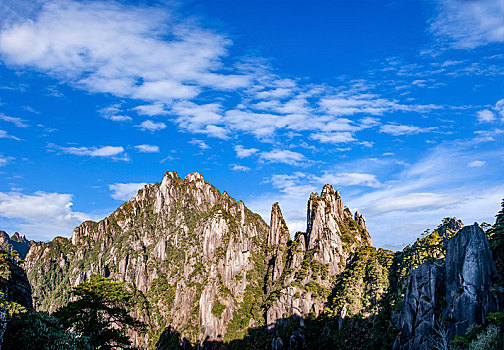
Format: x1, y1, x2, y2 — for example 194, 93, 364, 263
2, 171, 503, 349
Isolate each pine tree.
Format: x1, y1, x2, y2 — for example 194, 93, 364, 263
488, 199, 504, 279
55, 274, 145, 350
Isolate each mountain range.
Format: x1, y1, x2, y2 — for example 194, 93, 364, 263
1, 170, 503, 349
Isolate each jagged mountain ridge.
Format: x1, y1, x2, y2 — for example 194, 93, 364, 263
19, 171, 503, 349
0, 231, 33, 260
23, 171, 372, 347
25, 171, 271, 346
265, 185, 372, 330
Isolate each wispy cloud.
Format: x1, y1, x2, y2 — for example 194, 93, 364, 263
136, 120, 166, 132
134, 144, 159, 153
48, 143, 127, 159
0, 154, 14, 166
109, 182, 147, 201
189, 139, 209, 150
259, 149, 307, 165
467, 160, 487, 168
0, 129, 20, 140
99, 104, 132, 122
380, 123, 436, 136
0, 114, 28, 127
234, 145, 259, 158
430, 0, 504, 49
230, 164, 250, 172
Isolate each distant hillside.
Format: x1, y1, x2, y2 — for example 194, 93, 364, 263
0, 231, 33, 260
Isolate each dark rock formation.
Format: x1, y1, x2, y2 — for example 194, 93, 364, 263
443, 223, 499, 337
393, 223, 499, 349
393, 262, 444, 349
0, 231, 33, 259
0, 260, 32, 309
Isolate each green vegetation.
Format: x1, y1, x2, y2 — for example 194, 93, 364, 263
487, 198, 504, 281
3, 310, 92, 350
212, 300, 226, 318
55, 274, 145, 350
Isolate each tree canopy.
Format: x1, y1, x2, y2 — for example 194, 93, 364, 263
55, 274, 145, 350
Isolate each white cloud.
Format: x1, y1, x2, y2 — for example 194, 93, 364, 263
260, 149, 307, 165
99, 104, 132, 122
0, 154, 14, 166
0, 114, 28, 127
0, 191, 91, 240
309, 132, 356, 144
315, 172, 382, 188
368, 193, 460, 214
189, 139, 209, 150
171, 102, 228, 139
468, 160, 487, 168
134, 103, 168, 116
230, 164, 250, 172
0, 0, 248, 102
255, 87, 292, 99
109, 182, 147, 201
234, 145, 259, 158
0, 129, 21, 140
48, 143, 126, 158
134, 144, 159, 153
320, 93, 439, 116
380, 123, 435, 136
477, 109, 496, 123
430, 0, 504, 48
136, 120, 166, 132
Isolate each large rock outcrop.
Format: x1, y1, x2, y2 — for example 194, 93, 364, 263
265, 185, 372, 329
393, 262, 444, 349
25, 171, 269, 346
443, 223, 499, 337
394, 223, 499, 349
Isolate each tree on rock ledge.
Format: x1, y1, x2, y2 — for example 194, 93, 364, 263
55, 274, 145, 350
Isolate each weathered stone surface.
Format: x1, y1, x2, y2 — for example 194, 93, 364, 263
266, 185, 372, 330
354, 211, 367, 232
25, 171, 269, 346
267, 203, 290, 286
393, 262, 444, 350
443, 223, 499, 337
394, 223, 499, 349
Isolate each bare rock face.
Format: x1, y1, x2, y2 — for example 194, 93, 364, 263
25, 171, 269, 346
354, 211, 367, 232
265, 185, 372, 329
393, 262, 444, 350
267, 203, 291, 286
393, 223, 499, 349
443, 223, 499, 337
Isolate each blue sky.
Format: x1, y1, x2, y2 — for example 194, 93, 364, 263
0, 0, 503, 249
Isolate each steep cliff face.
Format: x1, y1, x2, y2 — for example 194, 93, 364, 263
25, 171, 269, 345
265, 185, 372, 329
393, 223, 500, 349
0, 258, 33, 310
443, 224, 499, 337
393, 262, 444, 349
0, 231, 33, 260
